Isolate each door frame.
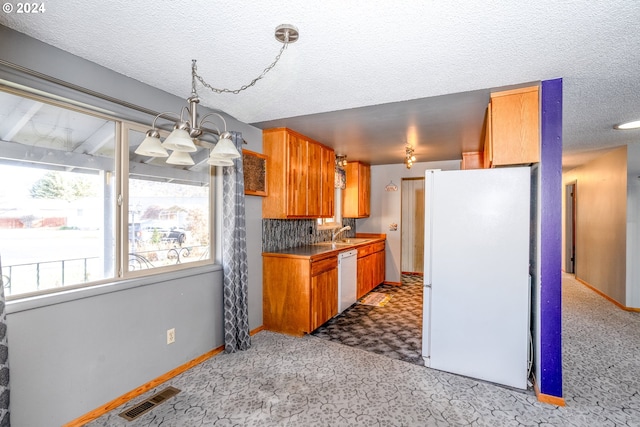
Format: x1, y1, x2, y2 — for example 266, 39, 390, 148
400, 177, 425, 276
565, 181, 577, 274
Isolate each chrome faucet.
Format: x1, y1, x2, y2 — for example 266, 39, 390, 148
332, 225, 351, 243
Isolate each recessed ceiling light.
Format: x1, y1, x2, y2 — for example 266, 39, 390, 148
614, 120, 640, 130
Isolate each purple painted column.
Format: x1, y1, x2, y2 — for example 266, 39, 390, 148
539, 78, 563, 397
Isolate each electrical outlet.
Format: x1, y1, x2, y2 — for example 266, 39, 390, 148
167, 328, 175, 344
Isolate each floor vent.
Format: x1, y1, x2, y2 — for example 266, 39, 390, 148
119, 386, 180, 421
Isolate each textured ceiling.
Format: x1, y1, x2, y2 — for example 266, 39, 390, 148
1, 1, 639, 169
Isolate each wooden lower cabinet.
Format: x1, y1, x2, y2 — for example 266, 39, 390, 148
356, 241, 385, 298
311, 257, 338, 330
263, 254, 338, 336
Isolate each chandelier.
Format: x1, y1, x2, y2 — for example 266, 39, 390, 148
405, 145, 416, 169
135, 24, 300, 167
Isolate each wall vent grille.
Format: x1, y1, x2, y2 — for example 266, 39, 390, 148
118, 386, 180, 421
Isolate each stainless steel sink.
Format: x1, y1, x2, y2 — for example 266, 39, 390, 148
336, 238, 371, 244
313, 238, 372, 249
314, 241, 351, 248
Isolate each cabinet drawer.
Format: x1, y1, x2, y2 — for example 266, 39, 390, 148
371, 241, 385, 253
357, 244, 375, 258
358, 241, 385, 258
311, 256, 337, 276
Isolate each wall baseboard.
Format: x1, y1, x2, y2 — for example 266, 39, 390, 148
575, 277, 640, 312
64, 327, 264, 427
534, 382, 566, 406
400, 271, 424, 276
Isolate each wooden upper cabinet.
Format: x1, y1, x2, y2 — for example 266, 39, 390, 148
461, 151, 484, 170
320, 146, 335, 217
287, 132, 307, 216
485, 86, 540, 167
306, 141, 322, 217
263, 128, 335, 219
484, 104, 493, 168
344, 161, 370, 218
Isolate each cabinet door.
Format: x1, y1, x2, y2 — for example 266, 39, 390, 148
373, 249, 385, 287
311, 265, 338, 330
263, 257, 311, 336
320, 146, 335, 218
490, 86, 539, 166
360, 163, 371, 217
483, 103, 493, 168
307, 141, 322, 217
344, 162, 371, 218
357, 254, 374, 298
287, 134, 308, 216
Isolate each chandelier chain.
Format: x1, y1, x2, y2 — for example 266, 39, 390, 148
192, 43, 288, 95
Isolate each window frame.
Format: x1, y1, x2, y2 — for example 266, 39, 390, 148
120, 122, 215, 280
0, 85, 217, 301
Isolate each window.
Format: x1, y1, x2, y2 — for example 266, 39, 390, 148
317, 185, 344, 230
124, 124, 212, 275
0, 87, 214, 299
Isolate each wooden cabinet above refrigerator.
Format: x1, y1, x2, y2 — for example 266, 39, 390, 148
484, 86, 540, 168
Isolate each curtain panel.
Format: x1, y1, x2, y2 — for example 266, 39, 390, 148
0, 256, 9, 426
221, 132, 251, 353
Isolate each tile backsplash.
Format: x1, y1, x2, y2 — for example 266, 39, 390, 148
262, 218, 356, 252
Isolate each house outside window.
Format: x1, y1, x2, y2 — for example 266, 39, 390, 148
0, 87, 214, 299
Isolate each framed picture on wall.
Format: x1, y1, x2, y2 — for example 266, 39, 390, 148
243, 149, 267, 196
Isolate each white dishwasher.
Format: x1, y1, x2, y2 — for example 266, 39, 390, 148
338, 249, 358, 314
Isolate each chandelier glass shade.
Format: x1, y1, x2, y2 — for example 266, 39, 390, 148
135, 132, 169, 157
162, 126, 197, 152
166, 150, 196, 166
207, 157, 235, 167
209, 132, 239, 159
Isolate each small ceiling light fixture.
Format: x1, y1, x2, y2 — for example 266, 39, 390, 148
614, 120, 640, 130
335, 155, 347, 168
405, 145, 416, 169
135, 24, 300, 166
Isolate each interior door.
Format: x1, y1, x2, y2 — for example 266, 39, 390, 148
401, 178, 425, 274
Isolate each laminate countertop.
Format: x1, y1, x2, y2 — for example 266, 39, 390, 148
262, 234, 386, 261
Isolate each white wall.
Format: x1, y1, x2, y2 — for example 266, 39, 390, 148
562, 147, 627, 305
357, 160, 460, 283
627, 145, 640, 308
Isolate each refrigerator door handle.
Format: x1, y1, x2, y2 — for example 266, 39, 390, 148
422, 169, 437, 366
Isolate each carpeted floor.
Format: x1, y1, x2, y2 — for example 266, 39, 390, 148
87, 274, 640, 426
311, 274, 424, 366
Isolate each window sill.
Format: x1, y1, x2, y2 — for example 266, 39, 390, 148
6, 263, 222, 315
317, 222, 343, 231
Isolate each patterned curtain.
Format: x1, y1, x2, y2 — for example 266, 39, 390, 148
0, 256, 9, 426
221, 132, 251, 353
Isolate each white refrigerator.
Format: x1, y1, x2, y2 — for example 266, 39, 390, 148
422, 167, 531, 389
